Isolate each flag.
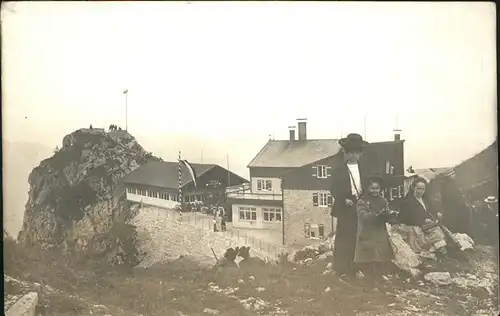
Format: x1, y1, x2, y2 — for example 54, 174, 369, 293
123, 89, 128, 94
180, 160, 198, 188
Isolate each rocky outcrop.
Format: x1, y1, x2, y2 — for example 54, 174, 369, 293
17, 128, 160, 262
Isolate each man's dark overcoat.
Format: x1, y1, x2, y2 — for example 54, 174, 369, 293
330, 162, 368, 275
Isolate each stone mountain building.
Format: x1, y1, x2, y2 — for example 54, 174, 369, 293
226, 119, 406, 247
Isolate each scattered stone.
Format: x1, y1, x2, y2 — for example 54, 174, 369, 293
237, 279, 245, 284
256, 287, 266, 292
454, 233, 475, 251
239, 297, 269, 311
203, 308, 220, 314
424, 272, 453, 286
324, 286, 331, 293
409, 268, 421, 278
248, 276, 255, 280
404, 305, 421, 312
419, 251, 437, 260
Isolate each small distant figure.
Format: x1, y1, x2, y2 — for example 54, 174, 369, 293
118, 127, 122, 130
89, 124, 93, 130
213, 218, 218, 232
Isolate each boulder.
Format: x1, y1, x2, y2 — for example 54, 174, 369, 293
424, 272, 453, 286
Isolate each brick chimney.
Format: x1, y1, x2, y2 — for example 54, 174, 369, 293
288, 126, 296, 141
394, 129, 402, 141
297, 118, 307, 140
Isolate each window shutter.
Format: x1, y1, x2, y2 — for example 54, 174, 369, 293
304, 223, 311, 238
257, 180, 262, 191
318, 224, 325, 239
326, 166, 332, 178
312, 193, 319, 206
312, 165, 317, 177
327, 194, 333, 206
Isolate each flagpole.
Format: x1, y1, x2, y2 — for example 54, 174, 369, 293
123, 89, 129, 132
178, 151, 183, 221
227, 154, 230, 187
201, 149, 203, 163
126, 91, 128, 131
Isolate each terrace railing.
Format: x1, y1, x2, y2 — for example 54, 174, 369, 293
226, 191, 283, 201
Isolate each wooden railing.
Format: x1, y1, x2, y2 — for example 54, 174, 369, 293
226, 191, 283, 201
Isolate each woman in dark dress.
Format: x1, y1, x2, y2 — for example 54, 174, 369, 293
398, 177, 448, 257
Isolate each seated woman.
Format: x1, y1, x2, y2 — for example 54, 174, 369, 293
397, 177, 448, 257
354, 176, 398, 281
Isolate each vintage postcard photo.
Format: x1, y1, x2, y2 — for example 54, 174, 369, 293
2, 2, 497, 315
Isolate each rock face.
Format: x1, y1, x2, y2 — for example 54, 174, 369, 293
17, 128, 160, 261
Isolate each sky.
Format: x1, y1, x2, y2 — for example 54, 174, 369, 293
2, 1, 497, 178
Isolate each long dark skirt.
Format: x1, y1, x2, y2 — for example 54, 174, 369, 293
333, 208, 358, 275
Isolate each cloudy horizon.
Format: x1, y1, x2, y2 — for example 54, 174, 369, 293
2, 1, 497, 178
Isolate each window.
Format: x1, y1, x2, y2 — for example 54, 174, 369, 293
152, 191, 158, 198
172, 195, 178, 202
385, 161, 393, 175
312, 192, 333, 207
312, 165, 331, 178
305, 224, 325, 240
316, 165, 327, 178
263, 208, 282, 222
391, 187, 400, 200
147, 190, 153, 197
130, 188, 137, 194
257, 179, 272, 191
159, 192, 169, 200
238, 207, 257, 221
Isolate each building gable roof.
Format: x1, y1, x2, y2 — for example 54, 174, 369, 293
413, 167, 452, 182
247, 139, 342, 168
121, 160, 216, 189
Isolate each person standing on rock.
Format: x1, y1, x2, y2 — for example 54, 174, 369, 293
330, 133, 369, 280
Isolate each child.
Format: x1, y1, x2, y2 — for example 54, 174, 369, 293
354, 176, 398, 281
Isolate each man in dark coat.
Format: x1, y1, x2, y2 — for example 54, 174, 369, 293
330, 133, 369, 279
439, 169, 471, 235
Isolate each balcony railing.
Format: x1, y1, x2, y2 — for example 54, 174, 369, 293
225, 183, 251, 193
226, 191, 283, 201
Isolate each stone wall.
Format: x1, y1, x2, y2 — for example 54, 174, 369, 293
283, 189, 335, 247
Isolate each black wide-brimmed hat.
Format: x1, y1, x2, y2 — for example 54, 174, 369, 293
338, 133, 369, 151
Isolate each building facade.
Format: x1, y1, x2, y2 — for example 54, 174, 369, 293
227, 119, 406, 247
121, 160, 248, 210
